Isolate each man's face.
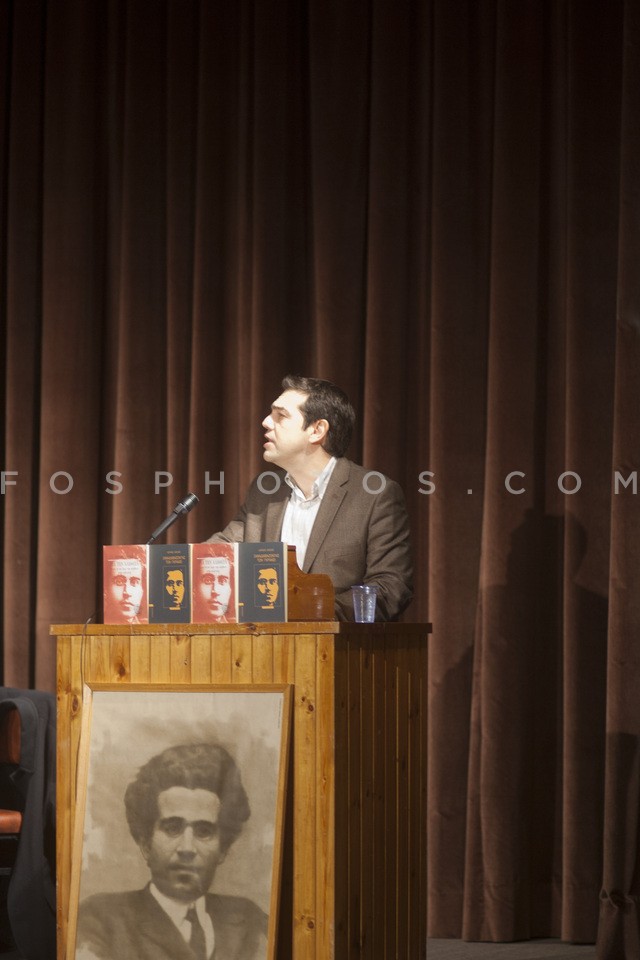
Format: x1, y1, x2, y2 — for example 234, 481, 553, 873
109, 561, 143, 619
142, 787, 224, 902
257, 567, 279, 606
261, 389, 315, 470
165, 570, 185, 608
197, 558, 231, 619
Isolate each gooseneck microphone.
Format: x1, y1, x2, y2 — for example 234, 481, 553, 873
146, 492, 200, 544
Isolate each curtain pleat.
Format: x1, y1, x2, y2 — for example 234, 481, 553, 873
2, 0, 640, 953
2, 1, 47, 685
596, 0, 640, 955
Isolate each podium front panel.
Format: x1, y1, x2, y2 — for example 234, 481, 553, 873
53, 621, 429, 959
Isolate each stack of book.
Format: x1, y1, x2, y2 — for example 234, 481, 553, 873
102, 542, 288, 624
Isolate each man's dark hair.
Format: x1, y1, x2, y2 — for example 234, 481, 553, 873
125, 742, 250, 854
281, 375, 355, 458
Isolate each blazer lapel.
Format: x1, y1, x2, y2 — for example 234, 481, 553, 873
302, 458, 350, 572
136, 889, 194, 959
207, 895, 251, 959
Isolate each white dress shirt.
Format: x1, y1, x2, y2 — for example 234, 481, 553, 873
281, 457, 337, 568
149, 883, 214, 958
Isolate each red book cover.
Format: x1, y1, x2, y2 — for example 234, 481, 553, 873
102, 545, 149, 624
190, 542, 238, 623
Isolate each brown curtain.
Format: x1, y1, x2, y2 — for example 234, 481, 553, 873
1, 0, 638, 955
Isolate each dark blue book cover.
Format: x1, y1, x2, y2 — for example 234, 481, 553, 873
148, 544, 191, 623
237, 542, 288, 623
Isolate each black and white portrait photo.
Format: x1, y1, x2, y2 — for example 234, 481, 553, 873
69, 687, 290, 960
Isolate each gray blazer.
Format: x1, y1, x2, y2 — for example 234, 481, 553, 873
77, 887, 267, 960
209, 458, 413, 621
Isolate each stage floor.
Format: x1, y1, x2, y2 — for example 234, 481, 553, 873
427, 939, 597, 960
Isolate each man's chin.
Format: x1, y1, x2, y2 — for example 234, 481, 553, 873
262, 449, 283, 467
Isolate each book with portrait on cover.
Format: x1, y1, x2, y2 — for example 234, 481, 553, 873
102, 544, 149, 624
190, 542, 238, 623
148, 544, 191, 623
237, 542, 288, 623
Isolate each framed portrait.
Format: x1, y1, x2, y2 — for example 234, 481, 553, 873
67, 684, 292, 960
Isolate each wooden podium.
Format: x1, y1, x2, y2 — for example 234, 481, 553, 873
53, 619, 429, 959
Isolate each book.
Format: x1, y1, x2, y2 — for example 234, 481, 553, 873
103, 541, 290, 625
102, 545, 149, 624
191, 542, 238, 623
237, 542, 288, 623
148, 544, 191, 623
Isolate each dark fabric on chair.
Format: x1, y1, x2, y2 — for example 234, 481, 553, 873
0, 706, 23, 835
0, 689, 56, 960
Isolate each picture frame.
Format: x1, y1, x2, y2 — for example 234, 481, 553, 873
66, 683, 292, 960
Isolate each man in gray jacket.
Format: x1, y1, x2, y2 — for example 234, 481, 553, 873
209, 375, 413, 621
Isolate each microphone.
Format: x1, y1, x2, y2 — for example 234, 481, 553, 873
146, 492, 200, 544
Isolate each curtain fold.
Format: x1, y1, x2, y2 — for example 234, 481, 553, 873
1, 0, 639, 954
596, 0, 640, 955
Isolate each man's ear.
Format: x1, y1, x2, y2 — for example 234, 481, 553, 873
309, 419, 329, 446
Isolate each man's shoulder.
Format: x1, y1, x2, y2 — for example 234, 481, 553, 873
79, 888, 266, 928
79, 888, 149, 918
244, 458, 397, 485
329, 458, 402, 494
77, 889, 154, 954
206, 891, 268, 928
244, 466, 288, 499
241, 458, 403, 508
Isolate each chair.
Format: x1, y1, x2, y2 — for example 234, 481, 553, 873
0, 705, 24, 948
0, 690, 56, 960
